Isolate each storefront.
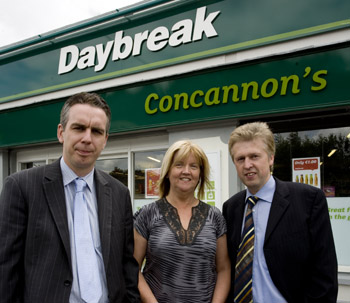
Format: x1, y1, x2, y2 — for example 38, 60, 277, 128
1, 0, 350, 299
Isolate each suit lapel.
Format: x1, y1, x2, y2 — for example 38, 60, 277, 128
43, 160, 71, 264
232, 191, 246, 249
265, 178, 290, 244
95, 170, 112, 269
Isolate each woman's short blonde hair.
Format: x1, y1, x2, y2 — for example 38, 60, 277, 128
158, 140, 211, 200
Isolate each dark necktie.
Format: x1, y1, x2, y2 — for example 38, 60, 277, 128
234, 195, 259, 303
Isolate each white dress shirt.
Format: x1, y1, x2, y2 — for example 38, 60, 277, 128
244, 176, 287, 303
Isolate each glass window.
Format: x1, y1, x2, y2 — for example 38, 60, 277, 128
20, 161, 46, 170
273, 126, 350, 268
133, 150, 166, 211
95, 158, 128, 186
274, 127, 350, 196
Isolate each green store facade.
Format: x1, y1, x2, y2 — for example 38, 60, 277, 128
1, 0, 350, 299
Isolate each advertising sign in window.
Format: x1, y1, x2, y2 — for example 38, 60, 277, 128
145, 168, 161, 198
292, 157, 320, 188
204, 151, 221, 208
327, 197, 350, 266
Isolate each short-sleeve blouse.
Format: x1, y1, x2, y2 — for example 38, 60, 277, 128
134, 198, 227, 303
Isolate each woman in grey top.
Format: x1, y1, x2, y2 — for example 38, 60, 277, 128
134, 140, 230, 303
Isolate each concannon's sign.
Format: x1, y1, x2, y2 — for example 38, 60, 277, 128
58, 6, 220, 74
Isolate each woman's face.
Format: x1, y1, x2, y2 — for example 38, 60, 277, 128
168, 152, 201, 196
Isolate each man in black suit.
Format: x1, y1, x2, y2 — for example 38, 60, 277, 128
0, 92, 140, 303
223, 122, 338, 303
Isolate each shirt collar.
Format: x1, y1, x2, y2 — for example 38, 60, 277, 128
60, 157, 94, 191
245, 175, 276, 203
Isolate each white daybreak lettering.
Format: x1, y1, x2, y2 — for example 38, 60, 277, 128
193, 6, 220, 41
58, 6, 220, 75
169, 19, 193, 47
112, 31, 133, 61
147, 26, 170, 51
77, 46, 95, 70
58, 45, 79, 74
95, 41, 114, 72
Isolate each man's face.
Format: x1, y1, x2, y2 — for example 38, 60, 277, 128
57, 104, 108, 176
231, 138, 274, 194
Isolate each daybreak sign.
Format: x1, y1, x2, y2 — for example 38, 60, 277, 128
58, 6, 220, 75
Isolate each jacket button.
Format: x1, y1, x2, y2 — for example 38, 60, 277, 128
64, 280, 71, 287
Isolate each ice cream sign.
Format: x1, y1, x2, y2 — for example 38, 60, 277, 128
292, 157, 321, 188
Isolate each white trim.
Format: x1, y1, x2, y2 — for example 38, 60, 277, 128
339, 266, 350, 273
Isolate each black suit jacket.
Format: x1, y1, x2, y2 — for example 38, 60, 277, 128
223, 177, 338, 303
0, 159, 140, 303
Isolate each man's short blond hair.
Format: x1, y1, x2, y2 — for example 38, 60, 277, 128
228, 122, 275, 159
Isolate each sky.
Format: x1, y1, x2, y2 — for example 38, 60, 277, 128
0, 0, 143, 48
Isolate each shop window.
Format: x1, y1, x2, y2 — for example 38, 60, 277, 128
273, 126, 350, 268
20, 161, 46, 170
133, 150, 166, 211
95, 158, 128, 186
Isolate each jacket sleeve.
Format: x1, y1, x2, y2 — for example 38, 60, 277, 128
0, 175, 26, 303
123, 191, 141, 303
307, 188, 338, 302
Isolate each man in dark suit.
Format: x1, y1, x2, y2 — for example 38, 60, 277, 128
0, 92, 140, 303
223, 122, 338, 303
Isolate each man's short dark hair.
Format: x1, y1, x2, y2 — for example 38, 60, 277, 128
60, 92, 111, 133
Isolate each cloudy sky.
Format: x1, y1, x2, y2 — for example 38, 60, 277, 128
0, 0, 143, 48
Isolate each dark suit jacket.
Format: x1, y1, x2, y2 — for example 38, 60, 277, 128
223, 177, 338, 303
0, 159, 140, 303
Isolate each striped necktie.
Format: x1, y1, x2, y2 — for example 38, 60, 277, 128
234, 195, 259, 303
